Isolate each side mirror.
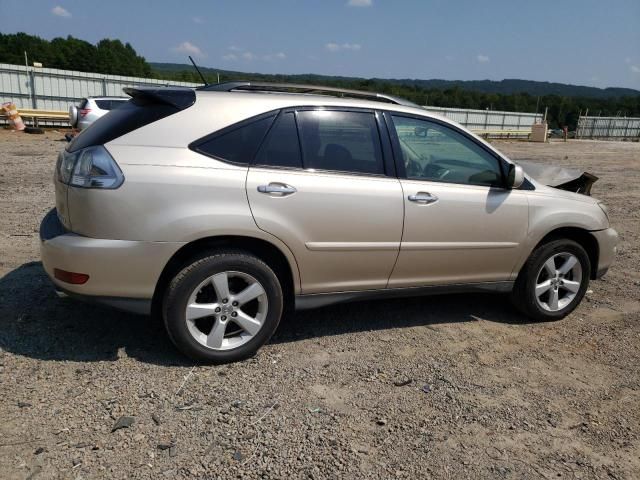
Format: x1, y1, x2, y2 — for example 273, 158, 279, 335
507, 163, 525, 189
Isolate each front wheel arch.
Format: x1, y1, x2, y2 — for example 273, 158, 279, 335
511, 238, 591, 321
523, 227, 599, 280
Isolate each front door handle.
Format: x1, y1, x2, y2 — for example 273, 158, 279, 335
257, 182, 297, 196
408, 192, 438, 204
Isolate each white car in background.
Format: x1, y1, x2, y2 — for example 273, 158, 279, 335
69, 97, 128, 130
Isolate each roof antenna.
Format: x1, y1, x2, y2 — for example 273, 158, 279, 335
188, 55, 207, 86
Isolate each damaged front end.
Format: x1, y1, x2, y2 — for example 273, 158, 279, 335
517, 160, 598, 195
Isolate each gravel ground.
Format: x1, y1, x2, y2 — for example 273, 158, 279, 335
0, 130, 639, 479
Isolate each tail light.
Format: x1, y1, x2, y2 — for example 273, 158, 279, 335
56, 146, 124, 189
79, 108, 91, 117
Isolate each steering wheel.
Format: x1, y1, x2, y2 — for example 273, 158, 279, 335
438, 168, 451, 180
406, 159, 422, 177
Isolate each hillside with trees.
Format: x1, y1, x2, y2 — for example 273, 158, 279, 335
1, 32, 639, 130
0, 33, 151, 77
152, 63, 640, 130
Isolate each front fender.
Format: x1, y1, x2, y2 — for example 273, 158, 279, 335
511, 193, 608, 278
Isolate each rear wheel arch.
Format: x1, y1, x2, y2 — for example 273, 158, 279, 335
152, 235, 297, 317
528, 227, 599, 279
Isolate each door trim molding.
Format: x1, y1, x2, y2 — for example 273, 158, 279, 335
305, 242, 400, 251
401, 241, 518, 251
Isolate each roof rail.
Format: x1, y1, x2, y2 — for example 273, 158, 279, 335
198, 81, 419, 107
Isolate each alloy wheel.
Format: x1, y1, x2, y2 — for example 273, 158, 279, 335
534, 252, 583, 312
185, 271, 268, 350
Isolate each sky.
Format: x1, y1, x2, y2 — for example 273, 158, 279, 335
2, 0, 639, 89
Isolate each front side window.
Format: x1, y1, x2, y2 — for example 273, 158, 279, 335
193, 115, 275, 164
391, 115, 503, 187
297, 110, 384, 175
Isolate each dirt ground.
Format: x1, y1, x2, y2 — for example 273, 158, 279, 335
0, 129, 639, 480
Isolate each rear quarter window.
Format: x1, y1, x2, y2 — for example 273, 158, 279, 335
191, 114, 276, 165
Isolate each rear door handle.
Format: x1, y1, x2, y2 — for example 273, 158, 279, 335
408, 192, 438, 204
257, 182, 297, 196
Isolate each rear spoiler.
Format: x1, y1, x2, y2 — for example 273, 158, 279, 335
123, 86, 196, 110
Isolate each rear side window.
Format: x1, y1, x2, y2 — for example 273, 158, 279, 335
296, 110, 384, 175
254, 113, 302, 168
194, 115, 275, 165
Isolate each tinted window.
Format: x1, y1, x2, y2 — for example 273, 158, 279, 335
95, 99, 128, 111
391, 115, 503, 187
254, 112, 302, 168
195, 115, 275, 164
297, 110, 383, 174
95, 100, 112, 110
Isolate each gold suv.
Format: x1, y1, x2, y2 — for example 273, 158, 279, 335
40, 83, 618, 362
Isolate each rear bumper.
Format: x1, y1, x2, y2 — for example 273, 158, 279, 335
591, 227, 618, 279
40, 208, 184, 313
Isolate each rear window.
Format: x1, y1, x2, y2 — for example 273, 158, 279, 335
68, 98, 178, 153
95, 99, 128, 110
191, 115, 276, 165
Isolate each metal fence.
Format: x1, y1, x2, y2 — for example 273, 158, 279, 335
1, 62, 545, 135
422, 106, 543, 133
576, 116, 640, 139
0, 63, 198, 112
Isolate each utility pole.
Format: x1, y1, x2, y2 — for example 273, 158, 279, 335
24, 51, 34, 109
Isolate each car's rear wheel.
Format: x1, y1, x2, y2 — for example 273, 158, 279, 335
511, 239, 590, 321
163, 251, 283, 363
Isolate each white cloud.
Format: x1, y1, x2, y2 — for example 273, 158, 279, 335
192, 16, 204, 24
631, 65, 640, 74
325, 42, 361, 52
263, 52, 286, 61
223, 46, 286, 62
476, 54, 490, 63
171, 41, 205, 58
347, 0, 372, 6
51, 5, 71, 17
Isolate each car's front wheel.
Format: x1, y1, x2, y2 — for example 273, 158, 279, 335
163, 251, 283, 363
511, 239, 591, 321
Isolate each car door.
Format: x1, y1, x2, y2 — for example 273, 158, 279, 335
385, 113, 529, 288
246, 108, 404, 294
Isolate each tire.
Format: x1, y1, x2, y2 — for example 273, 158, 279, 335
511, 239, 590, 322
163, 250, 283, 363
